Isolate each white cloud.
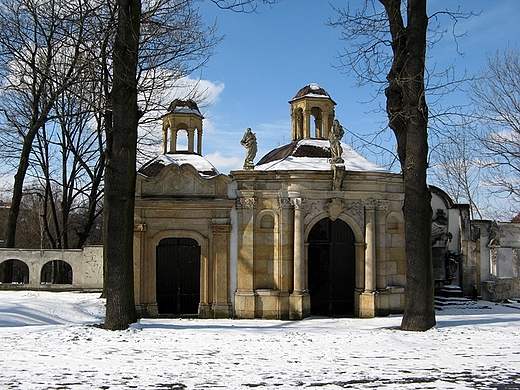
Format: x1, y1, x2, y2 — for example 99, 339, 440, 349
163, 76, 225, 109
204, 151, 242, 174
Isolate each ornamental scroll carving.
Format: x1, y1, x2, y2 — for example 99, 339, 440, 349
304, 202, 321, 225
362, 198, 388, 214
240, 198, 257, 210
488, 221, 501, 248
307, 199, 364, 227
344, 201, 364, 226
277, 197, 292, 210
324, 199, 345, 221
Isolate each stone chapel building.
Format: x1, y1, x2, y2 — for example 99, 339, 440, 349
132, 84, 471, 320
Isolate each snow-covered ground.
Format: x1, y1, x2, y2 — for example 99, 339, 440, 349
1, 291, 520, 389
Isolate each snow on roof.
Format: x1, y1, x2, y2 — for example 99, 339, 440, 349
138, 152, 220, 178
290, 83, 335, 103
254, 139, 389, 173
165, 99, 203, 117
168, 106, 203, 116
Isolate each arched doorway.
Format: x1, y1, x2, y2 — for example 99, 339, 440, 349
308, 218, 356, 316
156, 237, 200, 315
0, 259, 29, 284
41, 260, 73, 284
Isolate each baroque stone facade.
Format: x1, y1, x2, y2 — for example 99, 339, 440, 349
133, 85, 409, 319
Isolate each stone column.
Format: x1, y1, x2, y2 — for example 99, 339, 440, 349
289, 196, 310, 319
197, 128, 203, 154
315, 117, 323, 138
376, 201, 389, 291
162, 123, 168, 153
291, 108, 297, 140
303, 110, 311, 139
187, 128, 195, 153
170, 129, 178, 153
292, 197, 306, 292
277, 196, 293, 319
365, 201, 376, 292
359, 199, 377, 318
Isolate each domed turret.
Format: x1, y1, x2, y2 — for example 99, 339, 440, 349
254, 84, 387, 173
289, 83, 336, 141
162, 99, 204, 155
137, 99, 219, 178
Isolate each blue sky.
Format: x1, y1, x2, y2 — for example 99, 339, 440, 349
181, 1, 520, 174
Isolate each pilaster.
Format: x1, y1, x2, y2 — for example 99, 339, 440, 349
235, 195, 256, 318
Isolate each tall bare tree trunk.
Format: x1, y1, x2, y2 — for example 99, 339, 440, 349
102, 0, 140, 330
381, 0, 435, 331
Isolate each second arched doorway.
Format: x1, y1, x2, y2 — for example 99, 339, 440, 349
308, 218, 356, 316
156, 237, 200, 316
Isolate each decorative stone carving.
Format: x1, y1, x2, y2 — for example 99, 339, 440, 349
304, 202, 321, 224
344, 201, 363, 226
432, 209, 451, 247
332, 165, 345, 191
278, 197, 292, 210
240, 197, 257, 210
483, 279, 512, 302
291, 197, 306, 210
134, 223, 147, 232
363, 198, 378, 210
325, 198, 345, 221
490, 248, 498, 277
376, 200, 389, 211
444, 251, 460, 284
488, 220, 501, 248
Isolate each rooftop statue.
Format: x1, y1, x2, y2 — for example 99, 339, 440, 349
241, 127, 257, 170
329, 119, 344, 164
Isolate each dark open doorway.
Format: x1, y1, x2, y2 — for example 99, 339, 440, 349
308, 218, 356, 316
156, 238, 200, 315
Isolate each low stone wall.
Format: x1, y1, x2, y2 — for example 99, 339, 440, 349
0, 246, 103, 290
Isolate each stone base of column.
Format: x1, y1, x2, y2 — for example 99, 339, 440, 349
135, 303, 158, 318
234, 290, 255, 319
198, 303, 212, 319
289, 291, 311, 320
278, 291, 291, 320
254, 289, 281, 319
211, 302, 233, 319
358, 291, 376, 318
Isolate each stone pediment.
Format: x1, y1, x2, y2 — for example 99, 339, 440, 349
136, 163, 231, 198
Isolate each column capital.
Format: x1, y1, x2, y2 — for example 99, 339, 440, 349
291, 197, 307, 210
278, 197, 293, 209
239, 197, 257, 210
363, 198, 388, 211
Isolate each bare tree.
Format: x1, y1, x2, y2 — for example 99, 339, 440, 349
329, 0, 477, 330
470, 48, 520, 215
0, 0, 92, 248
27, 88, 105, 249
429, 118, 484, 220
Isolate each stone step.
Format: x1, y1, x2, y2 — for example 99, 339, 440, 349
434, 295, 478, 311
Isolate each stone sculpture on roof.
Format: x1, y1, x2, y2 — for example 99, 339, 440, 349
329, 119, 344, 164
240, 127, 257, 170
